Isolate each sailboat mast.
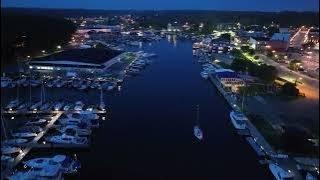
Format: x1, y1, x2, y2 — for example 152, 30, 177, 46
196, 105, 200, 123
100, 88, 103, 105
1, 114, 7, 140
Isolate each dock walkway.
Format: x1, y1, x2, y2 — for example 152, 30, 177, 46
2, 111, 63, 179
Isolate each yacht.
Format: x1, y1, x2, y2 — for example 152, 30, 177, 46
45, 134, 88, 145
12, 132, 37, 138
74, 101, 84, 111
1, 146, 22, 155
194, 125, 203, 140
269, 163, 295, 180
56, 125, 91, 136
24, 154, 81, 174
229, 111, 248, 130
3, 138, 28, 145
63, 103, 73, 111
26, 119, 47, 125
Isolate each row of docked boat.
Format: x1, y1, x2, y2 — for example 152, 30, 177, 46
4, 99, 105, 112
125, 58, 152, 75
1, 75, 120, 91
1, 76, 41, 88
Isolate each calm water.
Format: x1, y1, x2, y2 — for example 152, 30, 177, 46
2, 39, 272, 179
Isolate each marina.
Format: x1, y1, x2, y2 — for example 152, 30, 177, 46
1, 39, 273, 179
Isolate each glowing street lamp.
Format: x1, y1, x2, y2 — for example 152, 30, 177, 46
41, 50, 46, 53
56, 45, 61, 49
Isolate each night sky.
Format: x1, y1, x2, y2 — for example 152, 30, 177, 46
1, 0, 319, 11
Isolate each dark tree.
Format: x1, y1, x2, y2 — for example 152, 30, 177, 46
281, 82, 300, 97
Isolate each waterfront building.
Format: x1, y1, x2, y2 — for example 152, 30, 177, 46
28, 48, 123, 76
213, 69, 245, 92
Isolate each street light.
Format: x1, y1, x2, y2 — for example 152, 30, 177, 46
56, 45, 61, 49
41, 50, 46, 53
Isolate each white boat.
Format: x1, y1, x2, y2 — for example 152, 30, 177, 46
200, 71, 209, 79
1, 155, 14, 163
24, 154, 81, 174
63, 104, 73, 111
194, 125, 203, 140
194, 105, 203, 140
229, 111, 248, 130
74, 101, 84, 111
56, 125, 91, 136
46, 134, 88, 145
12, 132, 37, 138
26, 119, 47, 125
1, 146, 22, 154
269, 163, 295, 180
3, 138, 28, 145
8, 165, 63, 180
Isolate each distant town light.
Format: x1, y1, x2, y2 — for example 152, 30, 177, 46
272, 50, 276, 53
41, 50, 46, 53
57, 45, 61, 49
27, 55, 31, 58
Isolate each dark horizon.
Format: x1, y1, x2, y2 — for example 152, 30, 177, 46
1, 0, 319, 12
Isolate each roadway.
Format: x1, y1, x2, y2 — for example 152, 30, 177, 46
259, 54, 319, 99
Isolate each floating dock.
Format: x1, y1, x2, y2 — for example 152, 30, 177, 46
2, 112, 63, 178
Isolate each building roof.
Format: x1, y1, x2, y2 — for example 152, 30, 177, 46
215, 71, 240, 79
271, 33, 290, 42
32, 48, 122, 65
